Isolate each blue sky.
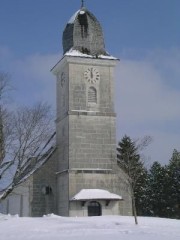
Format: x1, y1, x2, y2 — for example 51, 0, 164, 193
0, 0, 180, 166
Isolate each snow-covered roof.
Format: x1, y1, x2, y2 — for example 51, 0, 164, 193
63, 7, 108, 56
68, 10, 80, 24
71, 189, 123, 201
65, 49, 118, 60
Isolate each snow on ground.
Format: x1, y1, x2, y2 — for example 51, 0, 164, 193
0, 214, 179, 240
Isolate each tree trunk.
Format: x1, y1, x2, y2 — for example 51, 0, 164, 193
131, 188, 138, 224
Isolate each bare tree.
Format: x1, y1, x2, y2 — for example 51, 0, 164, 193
0, 72, 12, 164
0, 72, 55, 201
117, 135, 152, 224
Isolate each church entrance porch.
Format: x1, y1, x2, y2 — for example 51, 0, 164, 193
69, 189, 123, 217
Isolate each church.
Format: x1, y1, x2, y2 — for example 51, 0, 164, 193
0, 3, 132, 217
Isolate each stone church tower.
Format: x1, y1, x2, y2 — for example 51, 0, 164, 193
51, 5, 132, 217
0, 4, 132, 217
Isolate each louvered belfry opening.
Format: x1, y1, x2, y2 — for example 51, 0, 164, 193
88, 87, 97, 103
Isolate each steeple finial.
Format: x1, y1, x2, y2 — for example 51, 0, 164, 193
81, 0, 84, 8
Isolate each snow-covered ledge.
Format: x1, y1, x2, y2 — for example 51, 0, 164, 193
65, 48, 119, 60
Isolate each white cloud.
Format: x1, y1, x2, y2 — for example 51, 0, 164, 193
0, 46, 60, 108
1, 46, 180, 165
11, 53, 60, 106
116, 60, 180, 123
0, 46, 13, 61
143, 131, 180, 167
115, 49, 180, 165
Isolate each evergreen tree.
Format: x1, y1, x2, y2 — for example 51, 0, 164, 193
146, 151, 180, 219
146, 162, 169, 217
134, 167, 149, 216
167, 149, 180, 219
117, 135, 147, 224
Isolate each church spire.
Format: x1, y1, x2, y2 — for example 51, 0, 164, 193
63, 4, 107, 56
81, 0, 84, 8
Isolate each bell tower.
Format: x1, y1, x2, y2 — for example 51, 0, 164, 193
51, 5, 131, 217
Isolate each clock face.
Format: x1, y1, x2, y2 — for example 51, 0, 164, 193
84, 67, 100, 84
61, 72, 65, 87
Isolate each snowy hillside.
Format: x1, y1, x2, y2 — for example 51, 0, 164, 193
0, 214, 179, 240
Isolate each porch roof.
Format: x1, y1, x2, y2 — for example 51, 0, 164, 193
71, 189, 123, 201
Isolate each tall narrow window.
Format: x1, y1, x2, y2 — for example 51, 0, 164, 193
88, 87, 97, 104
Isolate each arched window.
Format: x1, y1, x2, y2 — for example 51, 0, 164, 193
88, 201, 102, 216
88, 87, 97, 104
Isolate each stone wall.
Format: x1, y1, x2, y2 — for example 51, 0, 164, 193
68, 171, 132, 216
69, 200, 120, 217
68, 59, 116, 113
69, 114, 116, 170
31, 151, 57, 216
57, 172, 69, 216
53, 56, 132, 217
0, 177, 33, 217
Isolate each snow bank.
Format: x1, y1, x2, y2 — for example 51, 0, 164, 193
0, 215, 179, 240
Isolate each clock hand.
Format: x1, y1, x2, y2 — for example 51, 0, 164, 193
90, 68, 93, 78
